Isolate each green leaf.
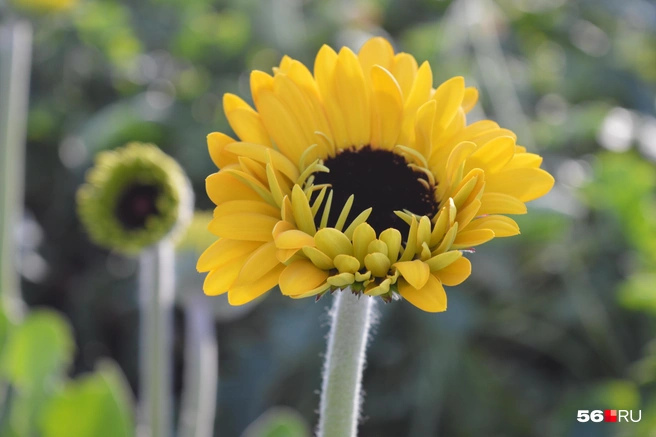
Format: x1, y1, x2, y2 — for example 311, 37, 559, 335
1, 309, 74, 391
40, 360, 135, 437
241, 407, 310, 437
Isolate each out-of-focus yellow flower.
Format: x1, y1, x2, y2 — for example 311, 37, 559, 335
11, 0, 78, 14
198, 37, 555, 312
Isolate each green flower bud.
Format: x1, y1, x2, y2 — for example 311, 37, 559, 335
77, 142, 193, 254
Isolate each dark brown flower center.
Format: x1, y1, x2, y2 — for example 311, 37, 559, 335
115, 183, 161, 230
312, 147, 438, 235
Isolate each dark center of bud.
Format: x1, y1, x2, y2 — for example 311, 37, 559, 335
312, 146, 438, 235
115, 183, 161, 230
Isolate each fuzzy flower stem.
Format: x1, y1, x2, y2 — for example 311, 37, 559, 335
0, 19, 31, 320
177, 294, 218, 437
318, 290, 375, 437
138, 240, 175, 437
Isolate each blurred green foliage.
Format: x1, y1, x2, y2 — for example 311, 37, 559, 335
2, 0, 656, 435
0, 308, 134, 437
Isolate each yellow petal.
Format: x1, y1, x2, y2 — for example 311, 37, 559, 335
367, 240, 388, 256
228, 264, 284, 305
478, 193, 527, 215
414, 100, 436, 159
273, 74, 326, 151
206, 171, 261, 206
334, 254, 360, 274
256, 90, 309, 165
197, 239, 262, 273
223, 94, 272, 147
461, 87, 478, 113
358, 37, 395, 77
213, 200, 280, 219
333, 47, 370, 146
432, 76, 465, 133
290, 282, 332, 299
315, 45, 349, 149
450, 170, 480, 210
379, 228, 402, 264
451, 229, 495, 249
390, 52, 418, 98
446, 141, 476, 189
314, 228, 353, 259
464, 215, 520, 237
327, 272, 355, 287
404, 61, 432, 112
433, 257, 471, 286
203, 253, 250, 296
370, 65, 403, 150
276, 248, 301, 263
417, 216, 432, 247
342, 208, 373, 239
250, 70, 274, 107
224, 142, 299, 181
233, 241, 280, 287
430, 199, 456, 247
355, 271, 371, 282
486, 168, 555, 202
279, 260, 329, 297
398, 275, 447, 313
266, 163, 287, 207
291, 185, 316, 235
425, 250, 462, 272
364, 278, 391, 296
272, 220, 294, 239
208, 213, 278, 241
433, 222, 459, 255
221, 168, 275, 206
274, 229, 316, 249
504, 152, 543, 170
238, 156, 268, 185
303, 246, 335, 270
398, 217, 419, 262
364, 253, 391, 277
394, 260, 430, 290
208, 132, 238, 169
287, 59, 320, 98
465, 136, 515, 174
454, 199, 482, 230
398, 61, 432, 145
352, 223, 376, 265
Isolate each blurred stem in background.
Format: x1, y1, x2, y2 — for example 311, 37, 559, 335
178, 294, 218, 437
318, 291, 375, 437
462, 0, 535, 150
0, 17, 31, 320
138, 241, 175, 437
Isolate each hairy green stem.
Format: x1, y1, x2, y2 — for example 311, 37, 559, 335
317, 290, 375, 437
138, 241, 175, 437
0, 19, 31, 320
177, 295, 218, 437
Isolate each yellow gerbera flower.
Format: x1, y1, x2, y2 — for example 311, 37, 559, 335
197, 37, 555, 312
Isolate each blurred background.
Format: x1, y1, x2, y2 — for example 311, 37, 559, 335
1, 0, 656, 435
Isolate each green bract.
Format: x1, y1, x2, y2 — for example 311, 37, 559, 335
77, 143, 193, 254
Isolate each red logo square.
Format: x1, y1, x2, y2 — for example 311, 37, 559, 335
604, 410, 617, 422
